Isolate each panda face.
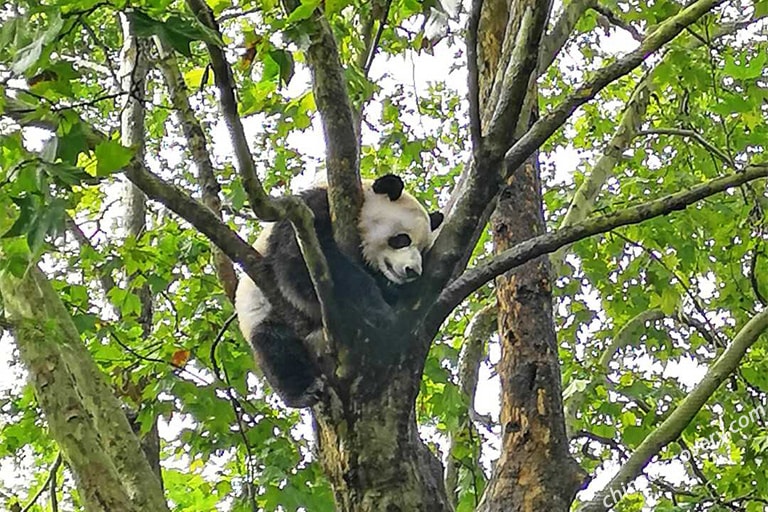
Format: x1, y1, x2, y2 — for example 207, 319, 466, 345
359, 175, 443, 285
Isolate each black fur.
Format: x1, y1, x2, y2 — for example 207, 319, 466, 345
372, 174, 404, 201
250, 321, 322, 408
429, 211, 444, 231
251, 188, 394, 407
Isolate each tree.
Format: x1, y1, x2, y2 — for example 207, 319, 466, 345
0, 0, 767, 510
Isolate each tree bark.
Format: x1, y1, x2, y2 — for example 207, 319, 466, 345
476, 0, 585, 508
313, 357, 451, 512
482, 156, 586, 511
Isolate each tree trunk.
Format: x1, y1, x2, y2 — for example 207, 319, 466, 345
313, 351, 451, 512
482, 156, 586, 511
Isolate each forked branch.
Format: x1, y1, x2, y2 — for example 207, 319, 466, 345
428, 165, 768, 328
426, 0, 721, 300
504, 0, 725, 173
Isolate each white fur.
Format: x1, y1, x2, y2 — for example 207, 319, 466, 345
358, 180, 434, 285
235, 224, 273, 339
235, 182, 438, 338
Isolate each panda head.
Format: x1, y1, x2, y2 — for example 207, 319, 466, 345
359, 174, 444, 285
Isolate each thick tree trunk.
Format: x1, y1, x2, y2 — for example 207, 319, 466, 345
482, 157, 586, 511
313, 353, 451, 512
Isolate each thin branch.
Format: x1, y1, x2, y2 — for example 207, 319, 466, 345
504, 0, 725, 174
467, 0, 483, 150
599, 309, 666, 369
573, 430, 629, 460
750, 242, 767, 307
432, 165, 768, 326
445, 304, 496, 506
638, 128, 736, 169
153, 36, 238, 302
362, 0, 394, 75
65, 215, 117, 294
591, 2, 645, 42
21, 453, 62, 512
577, 307, 768, 512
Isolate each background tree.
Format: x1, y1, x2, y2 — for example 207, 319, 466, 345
0, 0, 767, 510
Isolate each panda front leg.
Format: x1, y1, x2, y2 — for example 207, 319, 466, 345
235, 275, 323, 408
248, 320, 324, 408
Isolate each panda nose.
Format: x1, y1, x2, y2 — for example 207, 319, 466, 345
405, 266, 420, 279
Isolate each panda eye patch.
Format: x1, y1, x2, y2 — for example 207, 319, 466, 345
388, 233, 412, 249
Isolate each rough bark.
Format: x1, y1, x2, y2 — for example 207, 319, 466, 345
0, 265, 169, 512
313, 345, 451, 512
481, 156, 586, 511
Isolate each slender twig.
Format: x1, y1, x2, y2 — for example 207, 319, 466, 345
153, 36, 238, 302
466, 0, 483, 150
209, 313, 238, 382
750, 241, 767, 307
638, 128, 736, 169
614, 231, 729, 348
591, 2, 645, 41
573, 430, 630, 460
363, 0, 394, 75
21, 453, 62, 512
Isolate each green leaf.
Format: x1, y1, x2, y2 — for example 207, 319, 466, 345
128, 11, 224, 57
325, 0, 352, 14
94, 141, 134, 176
286, 0, 321, 23
269, 49, 295, 87
2, 195, 40, 239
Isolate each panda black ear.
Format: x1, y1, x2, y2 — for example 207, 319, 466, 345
429, 211, 444, 231
372, 174, 404, 201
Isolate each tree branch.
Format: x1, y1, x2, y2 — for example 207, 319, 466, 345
577, 306, 768, 512
21, 453, 62, 512
424, 0, 720, 308
153, 36, 238, 302
503, 0, 725, 174
467, 0, 484, 150
0, 264, 169, 512
445, 303, 496, 507
431, 165, 768, 325
282, 0, 363, 256
485, 0, 553, 155
538, 0, 595, 75
598, 309, 666, 369
165, 0, 340, 344
184, 0, 283, 222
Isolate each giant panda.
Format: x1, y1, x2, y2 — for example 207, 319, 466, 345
235, 174, 444, 408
